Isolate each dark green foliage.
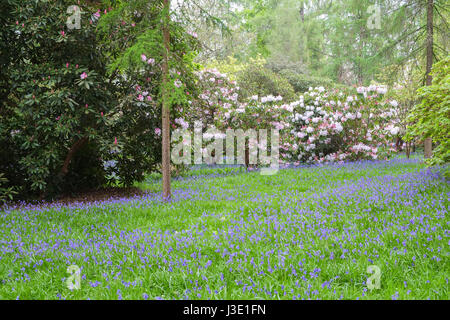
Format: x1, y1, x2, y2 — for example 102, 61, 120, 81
0, 0, 175, 199
279, 69, 336, 93
237, 64, 296, 101
0, 0, 117, 198
0, 173, 16, 204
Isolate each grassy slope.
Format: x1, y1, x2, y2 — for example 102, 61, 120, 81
0, 159, 448, 300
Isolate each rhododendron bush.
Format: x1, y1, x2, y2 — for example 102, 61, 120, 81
216, 94, 292, 165
0, 0, 118, 197
182, 69, 290, 166
191, 69, 240, 130
190, 70, 399, 165
0, 0, 200, 198
285, 86, 399, 163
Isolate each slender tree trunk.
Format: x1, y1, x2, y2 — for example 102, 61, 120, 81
162, 0, 171, 200
358, 11, 366, 86
406, 142, 411, 159
245, 144, 250, 169
59, 137, 88, 178
300, 1, 305, 23
424, 0, 434, 159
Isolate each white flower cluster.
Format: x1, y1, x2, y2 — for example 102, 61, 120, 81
357, 85, 388, 95
351, 143, 372, 152
385, 124, 400, 136
261, 95, 283, 104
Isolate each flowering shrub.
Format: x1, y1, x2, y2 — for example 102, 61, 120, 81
285, 86, 399, 163
216, 94, 292, 165
0, 1, 118, 197
0, 0, 201, 197
190, 69, 399, 166
191, 69, 240, 130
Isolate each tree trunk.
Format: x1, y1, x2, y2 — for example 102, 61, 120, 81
245, 144, 250, 169
424, 0, 434, 159
59, 137, 88, 178
300, 1, 305, 23
396, 137, 403, 152
162, 0, 171, 200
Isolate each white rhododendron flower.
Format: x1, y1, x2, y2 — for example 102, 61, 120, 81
390, 126, 400, 135
376, 86, 388, 95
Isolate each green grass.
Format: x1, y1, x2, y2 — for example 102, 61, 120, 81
0, 159, 448, 300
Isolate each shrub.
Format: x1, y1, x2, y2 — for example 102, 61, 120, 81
207, 56, 297, 102
406, 56, 450, 170
0, 173, 16, 205
285, 85, 399, 163
216, 94, 292, 166
237, 65, 296, 102
279, 69, 336, 93
192, 69, 240, 129
191, 68, 399, 166
0, 1, 118, 198
0, 0, 201, 198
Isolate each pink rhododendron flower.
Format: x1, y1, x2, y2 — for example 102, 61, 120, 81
80, 72, 88, 80
187, 31, 198, 38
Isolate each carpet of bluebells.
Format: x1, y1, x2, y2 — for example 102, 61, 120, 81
0, 158, 448, 300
